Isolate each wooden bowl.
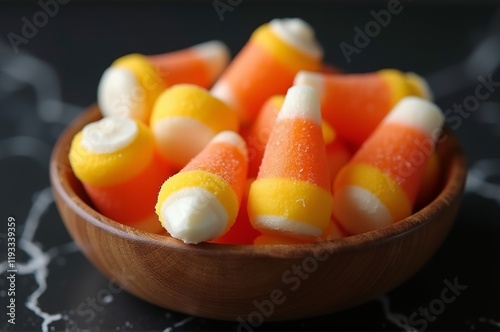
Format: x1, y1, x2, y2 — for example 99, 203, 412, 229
50, 105, 466, 321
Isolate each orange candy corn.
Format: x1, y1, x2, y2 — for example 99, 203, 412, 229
211, 18, 323, 125
155, 131, 248, 244
248, 85, 333, 239
245, 95, 285, 178
98, 41, 230, 123
333, 97, 444, 234
294, 69, 432, 148
246, 95, 339, 178
148, 40, 230, 89
69, 117, 172, 233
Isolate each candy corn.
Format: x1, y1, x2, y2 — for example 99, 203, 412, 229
294, 69, 431, 147
98, 41, 230, 123
333, 97, 444, 234
248, 85, 333, 239
150, 84, 239, 170
148, 40, 230, 89
155, 131, 248, 244
211, 18, 323, 125
245, 95, 285, 178
246, 95, 338, 178
69, 117, 171, 233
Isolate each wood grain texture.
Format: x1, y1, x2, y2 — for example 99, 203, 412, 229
50, 105, 466, 321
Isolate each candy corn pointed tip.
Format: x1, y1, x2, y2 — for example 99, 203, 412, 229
269, 18, 323, 59
192, 40, 231, 81
211, 130, 248, 158
159, 187, 228, 244
193, 40, 230, 58
385, 96, 444, 137
278, 85, 321, 124
293, 71, 324, 92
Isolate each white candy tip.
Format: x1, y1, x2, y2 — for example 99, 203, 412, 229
81, 117, 138, 154
278, 85, 321, 124
333, 186, 393, 235
160, 188, 228, 244
210, 131, 248, 159
384, 97, 444, 137
269, 18, 323, 59
192, 40, 231, 81
293, 71, 325, 97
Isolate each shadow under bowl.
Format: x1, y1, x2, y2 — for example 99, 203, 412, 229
50, 105, 467, 321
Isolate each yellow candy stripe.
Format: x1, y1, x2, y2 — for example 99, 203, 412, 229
155, 170, 239, 231
405, 72, 431, 99
252, 24, 320, 73
248, 178, 332, 231
321, 120, 336, 145
334, 163, 412, 223
378, 69, 410, 107
150, 84, 239, 133
69, 121, 154, 187
270, 95, 285, 109
113, 54, 166, 122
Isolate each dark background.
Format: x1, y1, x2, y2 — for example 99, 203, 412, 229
1, 2, 499, 331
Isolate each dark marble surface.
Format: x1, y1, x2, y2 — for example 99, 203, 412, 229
1, 3, 499, 332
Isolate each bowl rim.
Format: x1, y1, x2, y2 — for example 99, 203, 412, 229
50, 105, 467, 259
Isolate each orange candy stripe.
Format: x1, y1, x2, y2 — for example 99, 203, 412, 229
182, 141, 247, 202
352, 122, 432, 204
221, 41, 296, 122
258, 118, 330, 191
321, 73, 393, 148
245, 96, 284, 178
84, 153, 171, 225
148, 49, 212, 88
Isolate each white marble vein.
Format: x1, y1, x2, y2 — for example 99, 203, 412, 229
466, 159, 500, 205
479, 317, 500, 328
0, 188, 79, 332
163, 316, 195, 332
377, 296, 417, 332
0, 41, 82, 124
425, 8, 500, 99
0, 136, 51, 168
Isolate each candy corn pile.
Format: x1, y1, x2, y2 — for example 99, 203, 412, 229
68, 18, 444, 245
